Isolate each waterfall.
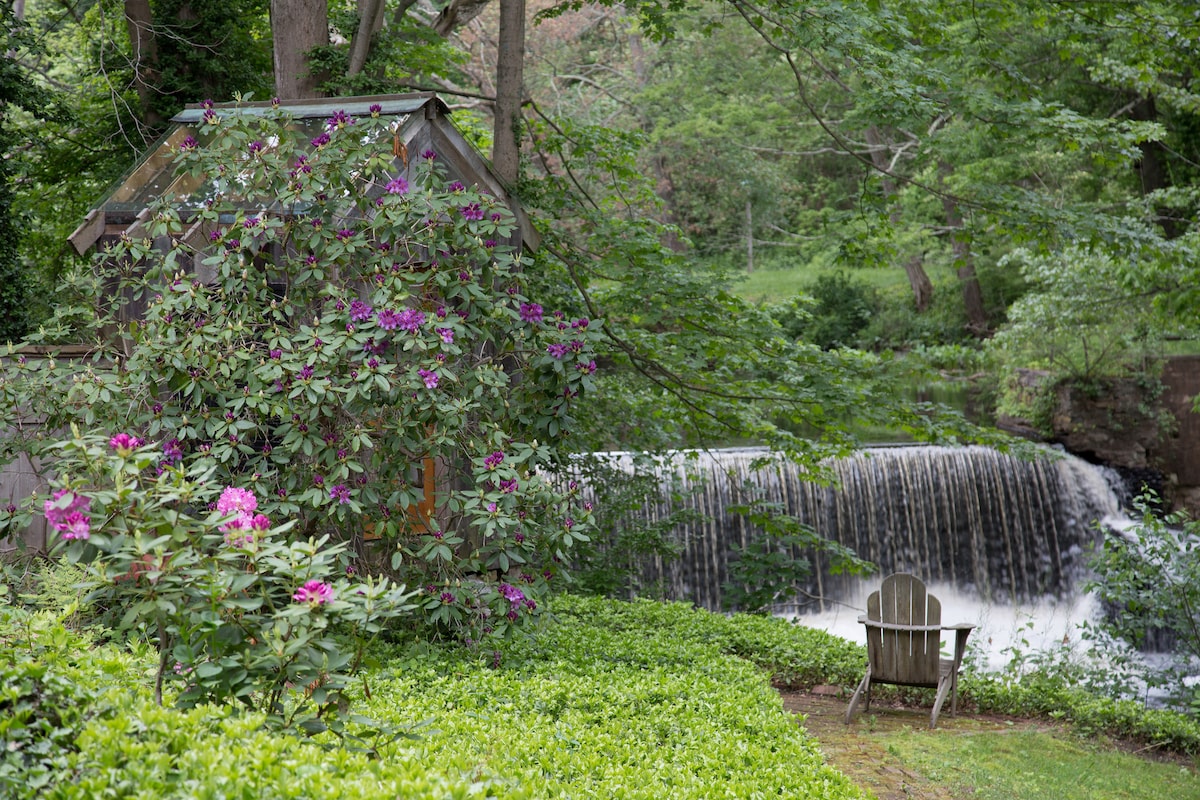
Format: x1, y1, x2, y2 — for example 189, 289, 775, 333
584, 445, 1124, 614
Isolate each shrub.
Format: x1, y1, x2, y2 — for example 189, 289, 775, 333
0, 602, 128, 800
1, 101, 600, 641
42, 430, 416, 735
770, 272, 877, 349
1083, 500, 1200, 711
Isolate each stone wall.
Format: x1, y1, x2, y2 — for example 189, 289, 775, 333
1152, 356, 1200, 514
1043, 357, 1200, 515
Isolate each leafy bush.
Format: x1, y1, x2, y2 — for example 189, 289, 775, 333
770, 272, 878, 349
1083, 500, 1200, 710
1, 101, 600, 641
722, 500, 871, 615
561, 454, 698, 599
965, 669, 1200, 755
861, 281, 974, 348
986, 246, 1168, 428
43, 431, 416, 735
0, 603, 129, 800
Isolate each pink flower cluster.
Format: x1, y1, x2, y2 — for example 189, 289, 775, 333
216, 486, 270, 540
293, 579, 335, 605
44, 489, 91, 541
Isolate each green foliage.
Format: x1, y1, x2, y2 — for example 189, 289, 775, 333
1083, 500, 1200, 711
0, 5, 61, 343
988, 247, 1164, 382
562, 454, 698, 599
523, 113, 1001, 463
770, 272, 879, 349
5, 592, 869, 798
0, 603, 127, 800
544, 594, 868, 691
861, 281, 975, 348
722, 499, 872, 614
965, 668, 1200, 756
312, 9, 469, 97
3, 103, 599, 642
44, 431, 417, 736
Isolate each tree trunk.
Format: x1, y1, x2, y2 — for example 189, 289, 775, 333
271, 0, 328, 99
124, 0, 163, 128
745, 198, 754, 273
1130, 95, 1182, 239
939, 163, 988, 336
492, 0, 524, 187
865, 125, 933, 310
347, 0, 387, 77
434, 0, 494, 38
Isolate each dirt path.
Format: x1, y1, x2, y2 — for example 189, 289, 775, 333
778, 690, 1055, 799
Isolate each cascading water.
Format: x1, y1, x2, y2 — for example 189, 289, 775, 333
585, 445, 1125, 615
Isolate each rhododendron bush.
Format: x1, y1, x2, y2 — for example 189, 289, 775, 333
0, 102, 600, 643
40, 431, 416, 734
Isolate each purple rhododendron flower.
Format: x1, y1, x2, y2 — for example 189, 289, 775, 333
547, 343, 569, 359
161, 438, 183, 466
519, 303, 543, 324
484, 451, 505, 470
448, 181, 465, 192
298, 364, 315, 380
109, 433, 144, 455
61, 511, 91, 540
436, 327, 454, 344
499, 583, 525, 605
293, 580, 335, 605
422, 149, 437, 160
397, 308, 425, 334
460, 203, 484, 221
326, 110, 354, 130
311, 132, 331, 148
440, 591, 455, 604
500, 479, 517, 494
180, 135, 198, 152
369, 103, 382, 116
330, 484, 351, 504
418, 368, 439, 389
377, 309, 401, 331
385, 177, 409, 195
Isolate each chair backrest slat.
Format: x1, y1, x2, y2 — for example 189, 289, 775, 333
865, 573, 941, 687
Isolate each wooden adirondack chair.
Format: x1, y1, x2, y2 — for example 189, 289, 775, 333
844, 573, 975, 729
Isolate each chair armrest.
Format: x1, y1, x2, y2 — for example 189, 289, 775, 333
856, 617, 946, 632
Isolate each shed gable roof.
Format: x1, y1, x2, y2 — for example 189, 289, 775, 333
69, 93, 536, 254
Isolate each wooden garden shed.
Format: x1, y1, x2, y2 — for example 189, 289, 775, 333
5, 93, 533, 553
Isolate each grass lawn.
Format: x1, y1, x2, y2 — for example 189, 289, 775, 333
731, 261, 957, 304
883, 727, 1199, 799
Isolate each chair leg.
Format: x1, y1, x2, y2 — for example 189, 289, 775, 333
844, 666, 871, 724
931, 672, 954, 729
